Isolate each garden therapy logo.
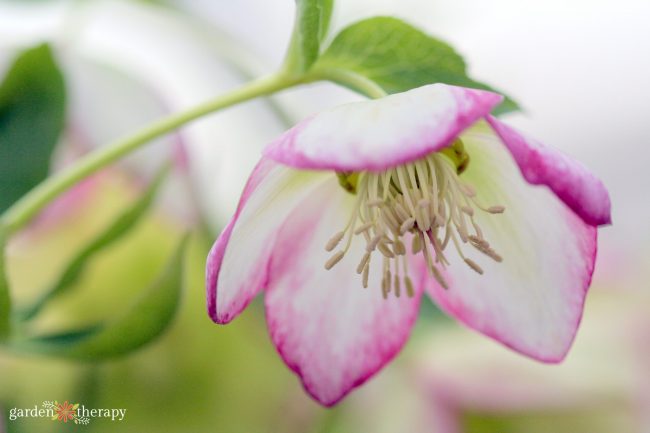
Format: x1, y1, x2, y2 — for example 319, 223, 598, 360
45, 401, 88, 425
9, 401, 127, 424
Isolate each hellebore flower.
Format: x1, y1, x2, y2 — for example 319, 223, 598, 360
206, 83, 611, 406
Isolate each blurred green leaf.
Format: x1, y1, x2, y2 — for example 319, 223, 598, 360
0, 44, 66, 212
284, 0, 334, 73
418, 295, 451, 324
0, 229, 11, 339
315, 17, 518, 115
14, 234, 188, 360
18, 165, 170, 321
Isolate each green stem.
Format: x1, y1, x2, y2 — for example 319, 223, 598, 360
308, 67, 388, 99
0, 66, 387, 236
0, 73, 299, 235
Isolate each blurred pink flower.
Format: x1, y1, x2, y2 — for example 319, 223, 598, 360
206, 83, 611, 406
412, 287, 650, 433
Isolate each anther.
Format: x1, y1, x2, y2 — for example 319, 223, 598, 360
469, 235, 489, 248
400, 218, 415, 235
460, 184, 476, 197
354, 222, 374, 235
461, 206, 474, 216
394, 202, 410, 221
325, 231, 345, 252
393, 240, 406, 256
325, 251, 345, 270
487, 205, 505, 214
362, 265, 369, 288
412, 235, 422, 254
486, 250, 503, 263
378, 242, 395, 259
431, 265, 449, 290
356, 252, 371, 274
366, 235, 382, 252
464, 258, 484, 274
405, 276, 415, 298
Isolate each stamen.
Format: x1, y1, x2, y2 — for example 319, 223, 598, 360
356, 252, 371, 274
354, 222, 374, 235
404, 276, 415, 298
325, 251, 345, 270
412, 235, 422, 254
418, 199, 431, 231
461, 206, 474, 216
378, 242, 395, 259
393, 258, 401, 298
381, 258, 391, 299
487, 205, 505, 214
459, 183, 476, 197
394, 201, 411, 221
324, 151, 505, 298
325, 231, 345, 251
367, 234, 382, 252
464, 258, 484, 274
393, 239, 406, 256
402, 249, 415, 298
400, 217, 415, 235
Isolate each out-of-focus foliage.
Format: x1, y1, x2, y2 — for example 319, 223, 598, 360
315, 17, 518, 114
0, 231, 10, 339
14, 234, 188, 360
0, 44, 65, 212
19, 166, 171, 321
0, 176, 320, 433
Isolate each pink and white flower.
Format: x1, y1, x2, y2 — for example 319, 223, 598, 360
205, 83, 611, 406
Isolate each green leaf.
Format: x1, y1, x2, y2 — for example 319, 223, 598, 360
314, 17, 518, 115
0, 44, 66, 212
284, 0, 335, 73
14, 235, 188, 360
18, 165, 170, 321
0, 229, 11, 339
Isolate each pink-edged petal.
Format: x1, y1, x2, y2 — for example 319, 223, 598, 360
265, 179, 424, 406
423, 122, 597, 362
486, 115, 611, 226
264, 84, 503, 172
206, 158, 329, 324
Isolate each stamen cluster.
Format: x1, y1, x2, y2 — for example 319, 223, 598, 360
325, 152, 505, 299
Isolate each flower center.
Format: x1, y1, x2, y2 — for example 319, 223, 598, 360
324, 149, 505, 299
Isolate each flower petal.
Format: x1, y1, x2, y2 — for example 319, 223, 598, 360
206, 158, 329, 324
264, 84, 503, 172
265, 179, 424, 406
423, 122, 598, 362
486, 115, 611, 226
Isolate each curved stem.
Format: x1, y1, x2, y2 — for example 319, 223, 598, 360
0, 72, 299, 235
0, 65, 388, 236
307, 67, 388, 99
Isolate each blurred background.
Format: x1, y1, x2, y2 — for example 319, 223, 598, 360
0, 0, 648, 432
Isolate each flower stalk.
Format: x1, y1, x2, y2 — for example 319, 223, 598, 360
0, 72, 298, 235
0, 65, 392, 236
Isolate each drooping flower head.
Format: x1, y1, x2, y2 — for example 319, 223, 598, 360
206, 84, 611, 406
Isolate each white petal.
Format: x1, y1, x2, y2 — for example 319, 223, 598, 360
206, 158, 329, 323
265, 179, 424, 406
423, 122, 597, 362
